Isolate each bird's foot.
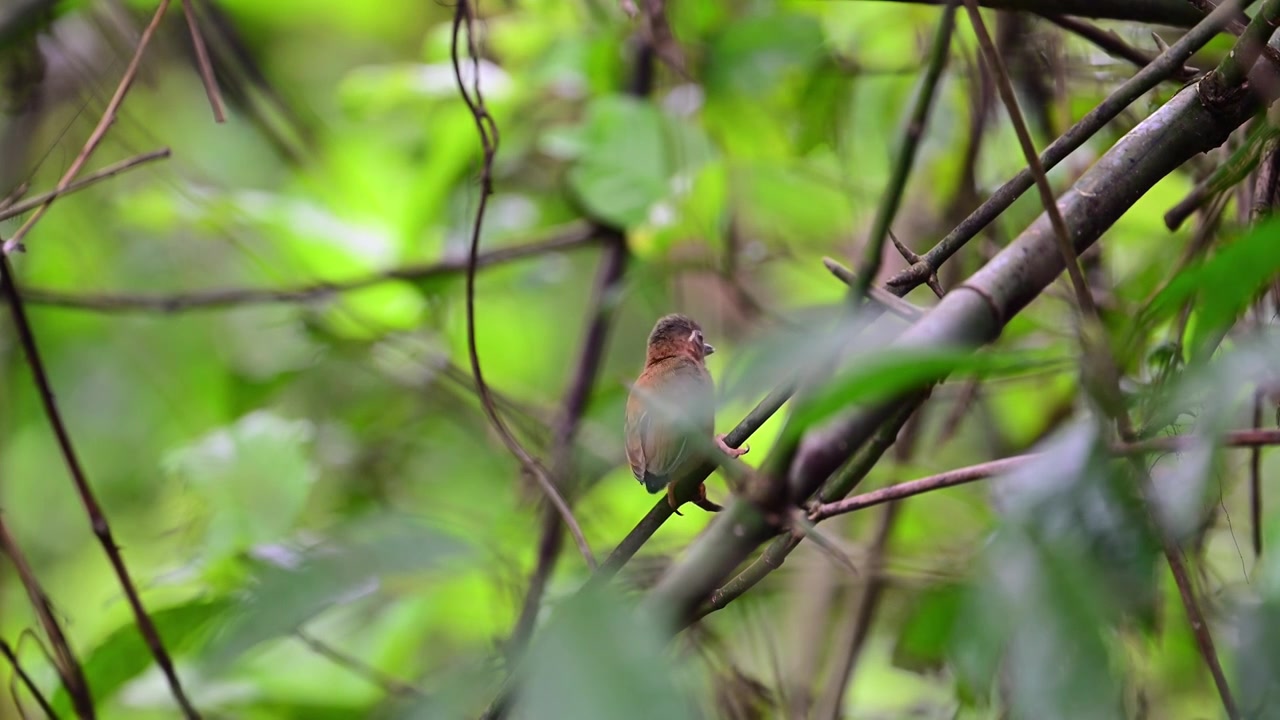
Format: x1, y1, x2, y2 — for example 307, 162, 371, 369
666, 483, 684, 516
693, 482, 724, 513
716, 433, 748, 458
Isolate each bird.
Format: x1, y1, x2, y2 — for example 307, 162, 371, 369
624, 313, 748, 515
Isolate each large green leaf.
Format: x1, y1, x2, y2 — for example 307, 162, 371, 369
201, 515, 470, 670
509, 583, 697, 720
567, 95, 670, 228
50, 598, 232, 717
164, 411, 319, 564
1140, 216, 1280, 360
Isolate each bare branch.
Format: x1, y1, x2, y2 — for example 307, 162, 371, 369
3, 0, 172, 255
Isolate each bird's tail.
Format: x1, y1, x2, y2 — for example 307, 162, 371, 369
642, 473, 668, 494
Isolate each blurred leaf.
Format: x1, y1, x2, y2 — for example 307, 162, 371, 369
511, 584, 697, 720
785, 346, 1064, 441
165, 411, 318, 563
202, 515, 470, 669
567, 95, 670, 228
892, 582, 963, 674
51, 598, 232, 716
1140, 216, 1280, 359
703, 12, 824, 98
1228, 597, 1280, 720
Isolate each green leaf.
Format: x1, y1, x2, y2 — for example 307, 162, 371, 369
164, 411, 319, 564
892, 582, 964, 674
703, 12, 824, 99
786, 346, 1065, 441
202, 515, 470, 670
1140, 215, 1280, 360
511, 584, 697, 720
50, 598, 232, 717
567, 95, 670, 228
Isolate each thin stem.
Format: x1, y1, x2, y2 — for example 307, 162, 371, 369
886, 0, 1244, 292
1, 254, 199, 717
2, 0, 172, 255
0, 639, 61, 720
180, 0, 225, 122
21, 223, 596, 313
852, 0, 958, 301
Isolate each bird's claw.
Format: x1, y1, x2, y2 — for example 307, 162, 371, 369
715, 433, 748, 458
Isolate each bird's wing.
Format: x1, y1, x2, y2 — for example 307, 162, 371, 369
624, 358, 714, 489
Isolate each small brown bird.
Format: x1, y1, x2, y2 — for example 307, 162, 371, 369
624, 314, 748, 514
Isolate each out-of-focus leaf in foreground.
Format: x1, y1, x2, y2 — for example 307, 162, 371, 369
951, 421, 1156, 718
50, 598, 232, 717
1138, 216, 1280, 361
508, 583, 696, 720
201, 515, 470, 670
164, 411, 318, 564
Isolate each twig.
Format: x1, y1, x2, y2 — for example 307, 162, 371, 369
451, 1, 594, 569
964, 0, 1100, 321
1042, 14, 1195, 80
180, 0, 225, 122
507, 229, 627, 655
697, 401, 921, 622
0, 256, 200, 718
885, 0, 1244, 292
851, 0, 958, 301
20, 223, 595, 313
1209, 0, 1280, 88
1252, 389, 1265, 557
3, 0, 172, 255
0, 149, 171, 225
588, 383, 795, 584
811, 428, 1280, 521
0, 638, 60, 720
0, 517, 93, 719
887, 232, 943, 298
811, 502, 900, 720
294, 629, 422, 698
820, 257, 925, 319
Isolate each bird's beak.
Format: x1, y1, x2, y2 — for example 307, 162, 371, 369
703, 342, 715, 356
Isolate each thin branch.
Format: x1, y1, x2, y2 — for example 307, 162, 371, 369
0, 149, 170, 224
1042, 14, 1195, 81
812, 502, 900, 720
1252, 389, 1265, 557
851, 0, 957, 301
965, 0, 1100, 321
871, 0, 1205, 25
20, 223, 596, 313
0, 639, 60, 720
0, 256, 200, 718
811, 428, 1280, 521
2, 0, 172, 255
820, 257, 925, 319
294, 629, 422, 698
1210, 0, 1280, 88
451, 1, 594, 569
180, 0, 225, 122
886, 0, 1244, 292
507, 229, 627, 656
0, 516, 92, 719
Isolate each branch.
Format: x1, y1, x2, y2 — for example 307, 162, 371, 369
0, 518, 91, 718
808, 429, 1280, 521
0, 149, 171, 224
0, 254, 201, 718
886, 0, 1243, 292
180, 0, 225, 122
508, 229, 627, 655
851, 0, 958, 300
294, 629, 422, 698
868, 0, 1205, 25
0, 638, 60, 720
2, 0, 171, 254
643, 70, 1258, 632
1042, 15, 1194, 80
19, 223, 596, 313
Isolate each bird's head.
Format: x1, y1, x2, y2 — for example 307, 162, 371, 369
646, 313, 714, 365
